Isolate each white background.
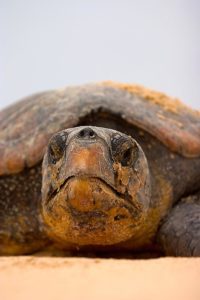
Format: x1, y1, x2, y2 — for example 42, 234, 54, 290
0, 0, 199, 109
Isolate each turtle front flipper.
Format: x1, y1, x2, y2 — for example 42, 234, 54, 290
157, 191, 200, 256
0, 164, 48, 255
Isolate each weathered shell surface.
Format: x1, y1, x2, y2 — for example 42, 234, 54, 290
0, 82, 200, 175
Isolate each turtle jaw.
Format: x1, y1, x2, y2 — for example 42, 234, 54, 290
42, 176, 145, 247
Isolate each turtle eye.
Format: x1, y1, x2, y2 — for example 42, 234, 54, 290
121, 147, 132, 166
111, 134, 138, 167
48, 133, 67, 164
120, 145, 138, 166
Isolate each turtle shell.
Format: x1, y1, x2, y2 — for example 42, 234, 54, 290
0, 81, 200, 175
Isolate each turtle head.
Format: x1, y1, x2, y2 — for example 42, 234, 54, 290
41, 126, 151, 248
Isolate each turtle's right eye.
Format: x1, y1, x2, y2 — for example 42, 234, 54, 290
48, 133, 67, 164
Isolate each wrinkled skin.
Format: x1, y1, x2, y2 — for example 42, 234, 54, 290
42, 127, 151, 248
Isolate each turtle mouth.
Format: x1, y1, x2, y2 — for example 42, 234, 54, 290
50, 174, 125, 201
47, 174, 142, 220
43, 174, 144, 246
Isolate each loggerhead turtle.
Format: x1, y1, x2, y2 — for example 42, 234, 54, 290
0, 81, 200, 256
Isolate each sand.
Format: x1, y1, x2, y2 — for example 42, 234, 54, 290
0, 256, 200, 300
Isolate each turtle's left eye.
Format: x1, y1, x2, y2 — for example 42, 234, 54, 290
121, 147, 133, 166
111, 134, 138, 167
48, 133, 67, 164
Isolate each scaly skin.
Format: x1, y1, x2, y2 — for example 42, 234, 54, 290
157, 191, 200, 256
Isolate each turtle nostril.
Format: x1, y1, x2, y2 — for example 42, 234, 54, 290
78, 128, 96, 139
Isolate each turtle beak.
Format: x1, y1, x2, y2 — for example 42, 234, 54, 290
59, 127, 115, 187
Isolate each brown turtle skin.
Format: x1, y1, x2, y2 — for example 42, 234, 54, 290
0, 82, 200, 256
